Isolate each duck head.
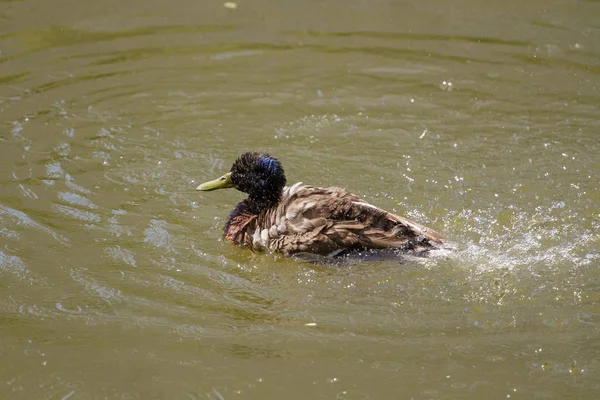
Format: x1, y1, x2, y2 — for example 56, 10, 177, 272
197, 152, 287, 212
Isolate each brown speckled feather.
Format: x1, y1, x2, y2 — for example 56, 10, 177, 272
223, 209, 256, 246
224, 182, 444, 256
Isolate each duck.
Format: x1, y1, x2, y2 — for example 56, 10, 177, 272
196, 152, 444, 257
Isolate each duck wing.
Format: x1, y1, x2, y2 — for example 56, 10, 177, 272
256, 183, 444, 255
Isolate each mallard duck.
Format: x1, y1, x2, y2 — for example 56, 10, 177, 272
197, 152, 444, 256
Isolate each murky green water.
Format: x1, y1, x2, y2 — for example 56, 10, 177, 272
1, 0, 599, 398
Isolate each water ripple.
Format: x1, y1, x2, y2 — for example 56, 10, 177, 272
104, 245, 137, 268
0, 204, 69, 245
144, 219, 173, 251
53, 204, 101, 223
0, 250, 28, 280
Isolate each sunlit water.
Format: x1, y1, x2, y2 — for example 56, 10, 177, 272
1, 0, 599, 398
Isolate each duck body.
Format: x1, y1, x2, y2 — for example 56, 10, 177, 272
197, 152, 444, 257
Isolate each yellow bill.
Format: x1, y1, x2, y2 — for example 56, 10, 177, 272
196, 172, 234, 191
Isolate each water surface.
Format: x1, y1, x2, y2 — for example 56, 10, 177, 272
1, 0, 599, 398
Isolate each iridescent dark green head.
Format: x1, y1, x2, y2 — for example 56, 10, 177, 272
197, 152, 287, 212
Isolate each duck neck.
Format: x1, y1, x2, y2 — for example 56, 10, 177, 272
247, 190, 282, 214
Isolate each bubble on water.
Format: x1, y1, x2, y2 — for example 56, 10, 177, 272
441, 80, 454, 91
